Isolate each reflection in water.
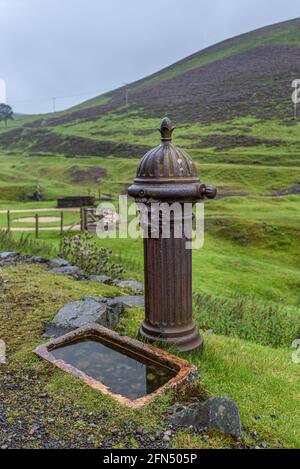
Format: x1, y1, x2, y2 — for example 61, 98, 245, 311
51, 340, 176, 400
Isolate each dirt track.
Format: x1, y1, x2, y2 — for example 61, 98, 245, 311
0, 208, 79, 214
8, 225, 81, 232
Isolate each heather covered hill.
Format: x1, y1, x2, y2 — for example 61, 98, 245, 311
22, 18, 300, 123
1, 17, 300, 161
41, 44, 300, 126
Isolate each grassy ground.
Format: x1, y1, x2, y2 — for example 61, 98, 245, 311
0, 77, 299, 450
0, 152, 298, 448
0, 264, 299, 449
0, 149, 299, 340
121, 307, 300, 449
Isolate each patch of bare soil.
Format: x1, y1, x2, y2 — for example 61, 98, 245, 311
14, 217, 61, 223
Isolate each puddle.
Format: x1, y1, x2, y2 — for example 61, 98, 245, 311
51, 339, 176, 400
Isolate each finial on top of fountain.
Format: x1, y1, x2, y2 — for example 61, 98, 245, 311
158, 116, 175, 142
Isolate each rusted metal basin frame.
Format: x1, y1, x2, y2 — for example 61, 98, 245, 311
35, 323, 198, 409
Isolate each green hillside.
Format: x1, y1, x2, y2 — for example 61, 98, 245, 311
1, 17, 300, 163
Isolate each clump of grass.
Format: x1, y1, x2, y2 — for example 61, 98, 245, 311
193, 292, 300, 348
0, 231, 55, 258
112, 253, 143, 278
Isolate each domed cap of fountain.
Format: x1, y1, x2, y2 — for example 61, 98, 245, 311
128, 117, 217, 202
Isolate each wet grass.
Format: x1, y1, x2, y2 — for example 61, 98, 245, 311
1, 264, 299, 448
118, 306, 300, 449
0, 231, 56, 258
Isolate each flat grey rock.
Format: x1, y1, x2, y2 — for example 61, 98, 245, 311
52, 295, 126, 330
49, 265, 86, 279
107, 296, 144, 309
49, 257, 69, 268
168, 397, 242, 438
112, 279, 144, 294
42, 324, 74, 338
89, 275, 113, 284
53, 298, 108, 329
0, 252, 19, 260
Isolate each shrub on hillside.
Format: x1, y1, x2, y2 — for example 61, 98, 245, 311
59, 234, 124, 277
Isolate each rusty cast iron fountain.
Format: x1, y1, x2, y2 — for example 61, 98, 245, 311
128, 117, 217, 352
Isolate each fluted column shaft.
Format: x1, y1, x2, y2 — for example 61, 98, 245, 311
140, 205, 202, 352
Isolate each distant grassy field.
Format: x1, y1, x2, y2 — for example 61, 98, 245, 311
0, 152, 298, 324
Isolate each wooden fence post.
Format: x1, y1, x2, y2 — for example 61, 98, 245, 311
7, 210, 10, 233
80, 207, 85, 232
35, 214, 39, 239
60, 211, 64, 235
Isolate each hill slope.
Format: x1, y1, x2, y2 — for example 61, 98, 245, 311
1, 17, 300, 163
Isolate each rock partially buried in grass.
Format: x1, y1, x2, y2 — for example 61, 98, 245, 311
112, 279, 144, 294
89, 275, 113, 284
49, 265, 86, 280
42, 324, 74, 339
30, 256, 49, 264
168, 397, 242, 438
49, 257, 69, 268
107, 295, 145, 309
53, 297, 109, 329
0, 252, 19, 260
52, 295, 145, 330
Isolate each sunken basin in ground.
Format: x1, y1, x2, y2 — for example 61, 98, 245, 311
35, 324, 198, 408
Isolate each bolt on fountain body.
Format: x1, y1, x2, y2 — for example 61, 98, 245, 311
128, 117, 217, 352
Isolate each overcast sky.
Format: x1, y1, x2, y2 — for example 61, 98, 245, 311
0, 0, 299, 114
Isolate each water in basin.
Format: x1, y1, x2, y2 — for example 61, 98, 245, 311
51, 339, 176, 400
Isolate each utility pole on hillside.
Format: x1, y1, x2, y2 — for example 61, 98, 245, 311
123, 82, 129, 113
51, 97, 57, 113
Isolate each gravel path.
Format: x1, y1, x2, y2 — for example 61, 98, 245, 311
0, 369, 171, 449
